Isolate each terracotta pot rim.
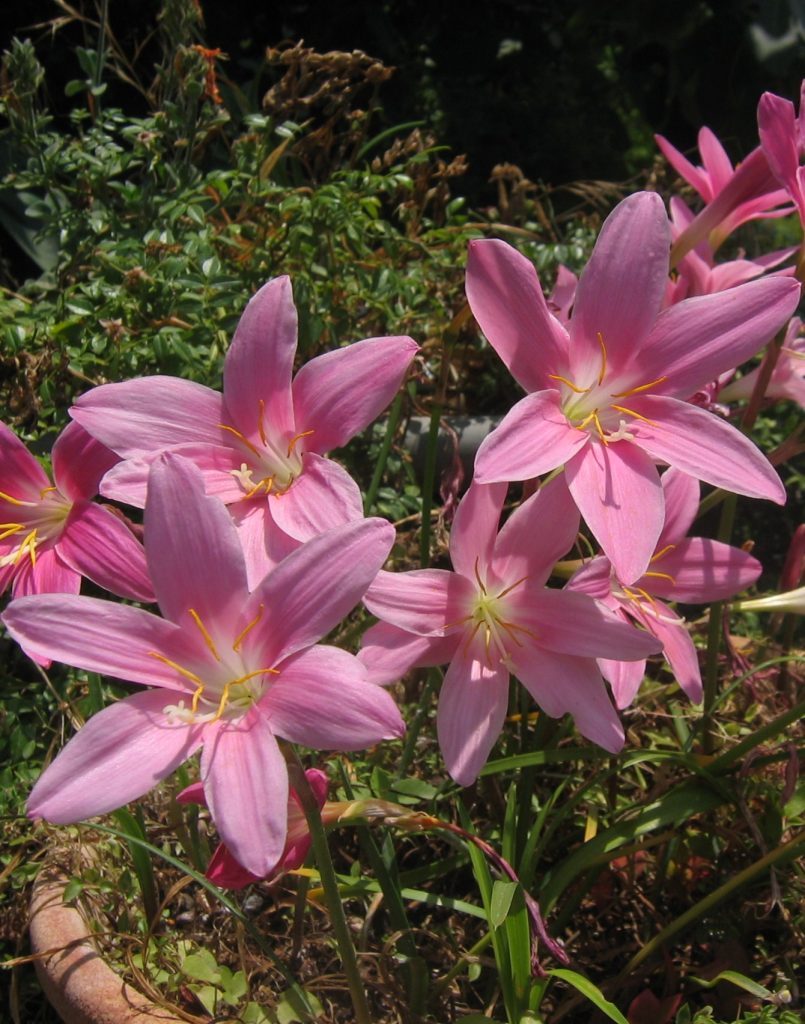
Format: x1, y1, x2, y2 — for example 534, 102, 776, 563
29, 865, 190, 1024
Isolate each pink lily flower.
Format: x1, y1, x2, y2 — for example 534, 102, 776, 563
567, 469, 761, 708
467, 191, 799, 585
719, 316, 805, 409
758, 81, 805, 227
360, 478, 660, 785
70, 277, 419, 578
0, 419, 153, 603
665, 197, 795, 306
176, 768, 329, 889
655, 129, 791, 261
3, 454, 403, 878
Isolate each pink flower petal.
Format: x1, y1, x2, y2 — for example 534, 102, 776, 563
474, 390, 587, 483
449, 481, 507, 580
0, 421, 50, 498
634, 602, 703, 703
569, 192, 670, 380
359, 621, 459, 684
71, 377, 226, 457
57, 502, 155, 602
2, 594, 199, 691
229, 497, 300, 589
565, 441, 663, 585
599, 655, 647, 710
27, 689, 204, 823
200, 711, 288, 878
508, 646, 625, 753
643, 537, 761, 603
51, 420, 120, 502
657, 468, 700, 546
292, 335, 419, 454
267, 454, 363, 542
145, 455, 249, 639
436, 635, 510, 786
565, 556, 615, 604
628, 395, 786, 503
465, 239, 570, 393
13, 548, 80, 598
100, 443, 246, 508
222, 277, 297, 442
265, 645, 404, 748
363, 568, 473, 636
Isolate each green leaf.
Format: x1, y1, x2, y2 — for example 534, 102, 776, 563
490, 879, 519, 928
276, 987, 324, 1023
549, 968, 629, 1024
181, 948, 221, 984
689, 970, 774, 1000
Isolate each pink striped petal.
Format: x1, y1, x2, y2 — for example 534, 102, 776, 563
449, 481, 507, 579
657, 467, 699, 546
145, 455, 249, 638
51, 420, 120, 502
465, 239, 570, 392
698, 127, 734, 193
223, 277, 297, 442
508, 646, 624, 753
491, 474, 579, 586
71, 377, 226, 457
0, 421, 49, 498
599, 656, 647, 710
655, 134, 712, 198
244, 516, 395, 668
200, 712, 288, 878
565, 556, 616, 604
230, 498, 301, 589
265, 645, 404, 748
267, 455, 363, 542
641, 275, 800, 399
2, 594, 199, 691
569, 192, 670, 380
100, 443, 245, 508
58, 502, 155, 602
13, 548, 80, 598
27, 689, 204, 823
292, 336, 418, 454
436, 635, 510, 786
474, 390, 587, 483
359, 621, 459, 684
643, 537, 761, 602
363, 568, 474, 636
634, 603, 702, 703
565, 441, 663, 585
628, 395, 785, 503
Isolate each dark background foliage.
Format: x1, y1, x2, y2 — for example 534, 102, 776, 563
3, 0, 805, 204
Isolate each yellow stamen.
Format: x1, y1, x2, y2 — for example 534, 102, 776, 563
244, 475, 273, 500
190, 683, 206, 713
39, 485, 57, 499
211, 668, 280, 722
611, 376, 668, 398
148, 652, 203, 685
495, 575, 529, 599
257, 399, 268, 447
15, 529, 37, 566
232, 604, 264, 651
643, 570, 675, 584
0, 490, 36, 508
0, 524, 23, 542
548, 373, 591, 395
610, 404, 657, 426
188, 608, 221, 661
218, 423, 262, 458
591, 411, 609, 445
473, 557, 487, 595
287, 429, 314, 457
632, 586, 657, 607
651, 544, 676, 562
596, 332, 608, 386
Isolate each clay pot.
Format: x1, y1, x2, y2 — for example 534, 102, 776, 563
29, 867, 187, 1024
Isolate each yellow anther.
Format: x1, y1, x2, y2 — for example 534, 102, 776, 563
591, 411, 608, 445
0, 490, 36, 507
39, 485, 57, 499
232, 604, 264, 651
495, 575, 529, 600
596, 332, 608, 386
257, 399, 268, 447
147, 651, 203, 685
611, 376, 668, 398
610, 404, 657, 426
244, 475, 273, 500
15, 529, 37, 566
287, 429, 314, 457
651, 544, 676, 562
189, 608, 221, 661
473, 557, 487, 595
643, 570, 675, 584
0, 524, 23, 542
211, 667, 279, 722
218, 422, 262, 458
191, 683, 206, 713
548, 373, 592, 395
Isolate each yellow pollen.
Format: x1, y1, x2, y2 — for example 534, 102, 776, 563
651, 543, 676, 562
232, 604, 264, 651
14, 529, 38, 567
287, 429, 314, 457
642, 570, 675, 584
548, 373, 591, 395
610, 404, 657, 426
0, 523, 23, 542
188, 608, 221, 660
218, 422, 262, 458
611, 376, 668, 398
257, 399, 268, 447
0, 490, 36, 508
148, 651, 203, 685
39, 485, 57, 499
190, 683, 205, 713
596, 332, 608, 386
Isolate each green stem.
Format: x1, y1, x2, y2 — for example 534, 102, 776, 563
396, 667, 440, 778
363, 393, 403, 515
700, 492, 736, 752
419, 401, 442, 568
288, 752, 373, 1024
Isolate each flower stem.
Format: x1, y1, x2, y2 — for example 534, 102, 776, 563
287, 751, 373, 1024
